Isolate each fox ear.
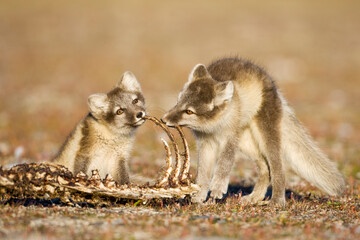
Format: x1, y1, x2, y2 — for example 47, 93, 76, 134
117, 71, 141, 92
214, 81, 234, 106
188, 64, 211, 82
88, 93, 108, 118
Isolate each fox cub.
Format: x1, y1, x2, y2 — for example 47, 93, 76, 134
53, 72, 146, 185
162, 58, 345, 206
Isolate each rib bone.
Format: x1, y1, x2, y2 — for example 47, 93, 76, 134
143, 116, 181, 186
156, 138, 173, 187
175, 126, 191, 184
0, 116, 199, 204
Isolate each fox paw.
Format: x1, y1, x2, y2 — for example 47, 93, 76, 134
209, 180, 228, 200
191, 190, 208, 203
210, 189, 226, 200
240, 194, 264, 205
269, 197, 286, 208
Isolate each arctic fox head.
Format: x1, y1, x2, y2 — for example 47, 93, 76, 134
88, 71, 146, 135
162, 64, 234, 133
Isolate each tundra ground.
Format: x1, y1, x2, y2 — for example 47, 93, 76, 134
0, 0, 359, 239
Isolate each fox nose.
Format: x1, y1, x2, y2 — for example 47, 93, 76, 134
136, 111, 145, 119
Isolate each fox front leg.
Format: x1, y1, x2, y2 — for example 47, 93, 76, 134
112, 158, 130, 186
192, 140, 218, 203
209, 140, 236, 200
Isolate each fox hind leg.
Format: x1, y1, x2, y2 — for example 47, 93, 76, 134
255, 126, 286, 207
241, 156, 270, 204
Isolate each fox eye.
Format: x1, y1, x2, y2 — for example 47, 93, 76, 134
185, 109, 195, 115
132, 99, 139, 104
116, 109, 124, 115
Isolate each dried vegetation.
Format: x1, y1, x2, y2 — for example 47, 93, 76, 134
1, 0, 360, 239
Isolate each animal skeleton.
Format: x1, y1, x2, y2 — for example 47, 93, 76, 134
0, 116, 199, 205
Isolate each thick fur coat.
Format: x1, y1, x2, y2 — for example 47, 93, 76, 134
53, 72, 146, 185
162, 58, 345, 206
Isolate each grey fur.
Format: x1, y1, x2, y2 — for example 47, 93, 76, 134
162, 58, 345, 206
53, 71, 146, 185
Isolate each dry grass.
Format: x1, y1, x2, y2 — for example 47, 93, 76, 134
0, 0, 359, 239
0, 188, 359, 239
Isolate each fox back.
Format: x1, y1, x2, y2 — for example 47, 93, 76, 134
163, 58, 268, 134
163, 58, 344, 206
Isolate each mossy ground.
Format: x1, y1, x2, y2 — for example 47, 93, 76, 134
1, 0, 359, 239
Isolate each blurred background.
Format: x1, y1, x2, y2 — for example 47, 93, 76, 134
0, 0, 359, 180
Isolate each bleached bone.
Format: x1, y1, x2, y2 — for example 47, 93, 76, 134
175, 126, 191, 184
143, 115, 181, 186
156, 138, 173, 187
0, 115, 199, 204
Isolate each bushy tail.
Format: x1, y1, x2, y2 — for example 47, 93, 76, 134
281, 109, 345, 196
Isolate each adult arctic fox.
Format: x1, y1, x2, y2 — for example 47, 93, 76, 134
162, 58, 345, 206
53, 71, 146, 185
